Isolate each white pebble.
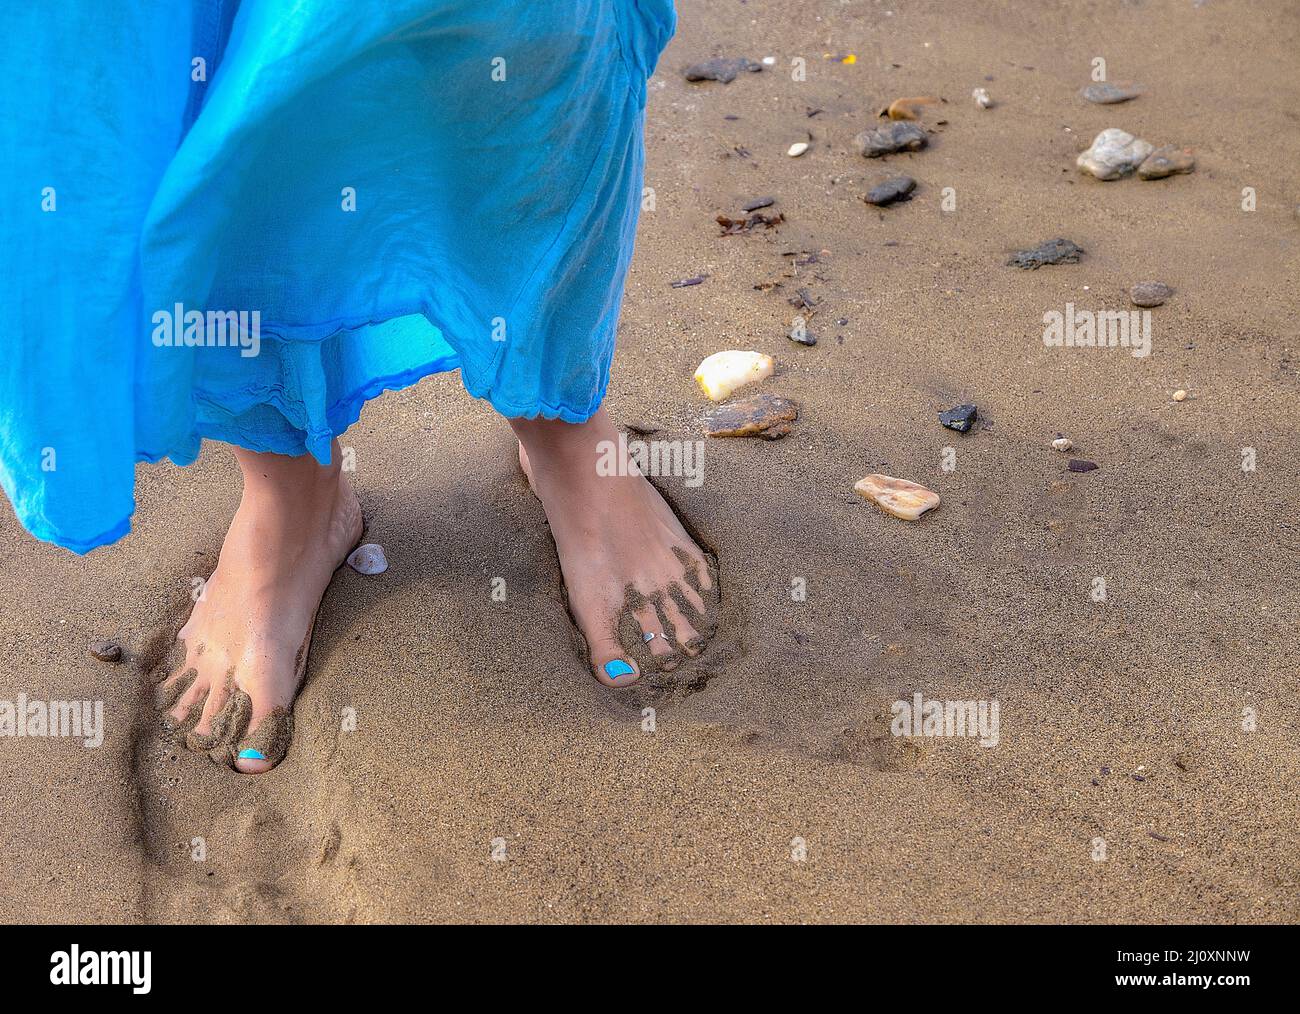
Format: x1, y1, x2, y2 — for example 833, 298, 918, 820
1077, 127, 1154, 180
694, 350, 776, 402
762, 56, 776, 65
1173, 390, 1188, 402
1052, 438, 1073, 452
972, 87, 993, 108
347, 543, 389, 575
787, 141, 809, 157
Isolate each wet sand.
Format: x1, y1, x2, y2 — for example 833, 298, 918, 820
2, 0, 1298, 923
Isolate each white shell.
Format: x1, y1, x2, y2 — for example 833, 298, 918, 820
1051, 438, 1073, 452
972, 87, 993, 108
787, 141, 809, 157
1076, 128, 1154, 180
694, 350, 776, 402
347, 543, 389, 575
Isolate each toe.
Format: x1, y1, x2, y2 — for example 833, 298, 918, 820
673, 544, 716, 598
156, 667, 197, 713
184, 671, 230, 750
589, 629, 641, 688
660, 593, 704, 657
630, 602, 679, 672
231, 702, 294, 774
186, 672, 252, 753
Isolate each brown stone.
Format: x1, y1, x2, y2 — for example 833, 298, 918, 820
1138, 145, 1195, 180
705, 394, 799, 440
89, 640, 122, 664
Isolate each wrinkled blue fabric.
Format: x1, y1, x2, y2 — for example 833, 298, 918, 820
0, 0, 674, 552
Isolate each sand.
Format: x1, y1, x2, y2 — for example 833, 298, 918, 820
2, 0, 1298, 923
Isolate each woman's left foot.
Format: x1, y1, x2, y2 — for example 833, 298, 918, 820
513, 408, 719, 686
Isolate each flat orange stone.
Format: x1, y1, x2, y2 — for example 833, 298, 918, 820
882, 96, 940, 120
854, 474, 940, 520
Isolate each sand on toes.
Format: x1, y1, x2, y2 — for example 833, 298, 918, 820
153, 476, 361, 774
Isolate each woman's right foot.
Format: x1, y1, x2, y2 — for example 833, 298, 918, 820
154, 443, 362, 773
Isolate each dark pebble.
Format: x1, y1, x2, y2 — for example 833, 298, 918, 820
683, 57, 762, 84
866, 175, 916, 206
742, 196, 775, 212
1007, 238, 1085, 269
853, 121, 928, 158
939, 403, 978, 433
1130, 281, 1173, 308
89, 640, 123, 664
1068, 459, 1099, 472
670, 275, 708, 288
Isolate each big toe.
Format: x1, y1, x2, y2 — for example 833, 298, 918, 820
231, 706, 295, 774
589, 632, 642, 688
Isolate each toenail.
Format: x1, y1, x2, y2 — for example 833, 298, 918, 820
237, 748, 266, 761
603, 659, 635, 680
643, 632, 655, 642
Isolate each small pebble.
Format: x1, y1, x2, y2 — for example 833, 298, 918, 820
347, 544, 389, 575
1130, 281, 1172, 307
787, 322, 817, 346
1077, 128, 1153, 180
1052, 438, 1073, 452
1173, 389, 1187, 402
683, 57, 762, 83
694, 350, 775, 401
1068, 459, 1099, 473
938, 403, 978, 433
1138, 145, 1195, 180
971, 87, 993, 108
854, 474, 940, 521
741, 196, 775, 212
865, 175, 916, 206
1079, 82, 1143, 104
89, 640, 123, 664
853, 121, 928, 158
787, 141, 809, 157
1007, 238, 1085, 269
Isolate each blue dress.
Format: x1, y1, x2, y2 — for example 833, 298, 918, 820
0, 1, 674, 552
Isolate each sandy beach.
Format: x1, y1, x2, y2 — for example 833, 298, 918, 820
2, 0, 1298, 923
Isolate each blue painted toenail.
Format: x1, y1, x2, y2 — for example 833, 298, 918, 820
604, 659, 635, 681
237, 748, 266, 761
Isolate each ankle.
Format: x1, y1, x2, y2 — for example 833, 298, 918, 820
512, 409, 615, 469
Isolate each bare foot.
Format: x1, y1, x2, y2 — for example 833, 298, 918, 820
512, 408, 718, 686
155, 442, 362, 773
